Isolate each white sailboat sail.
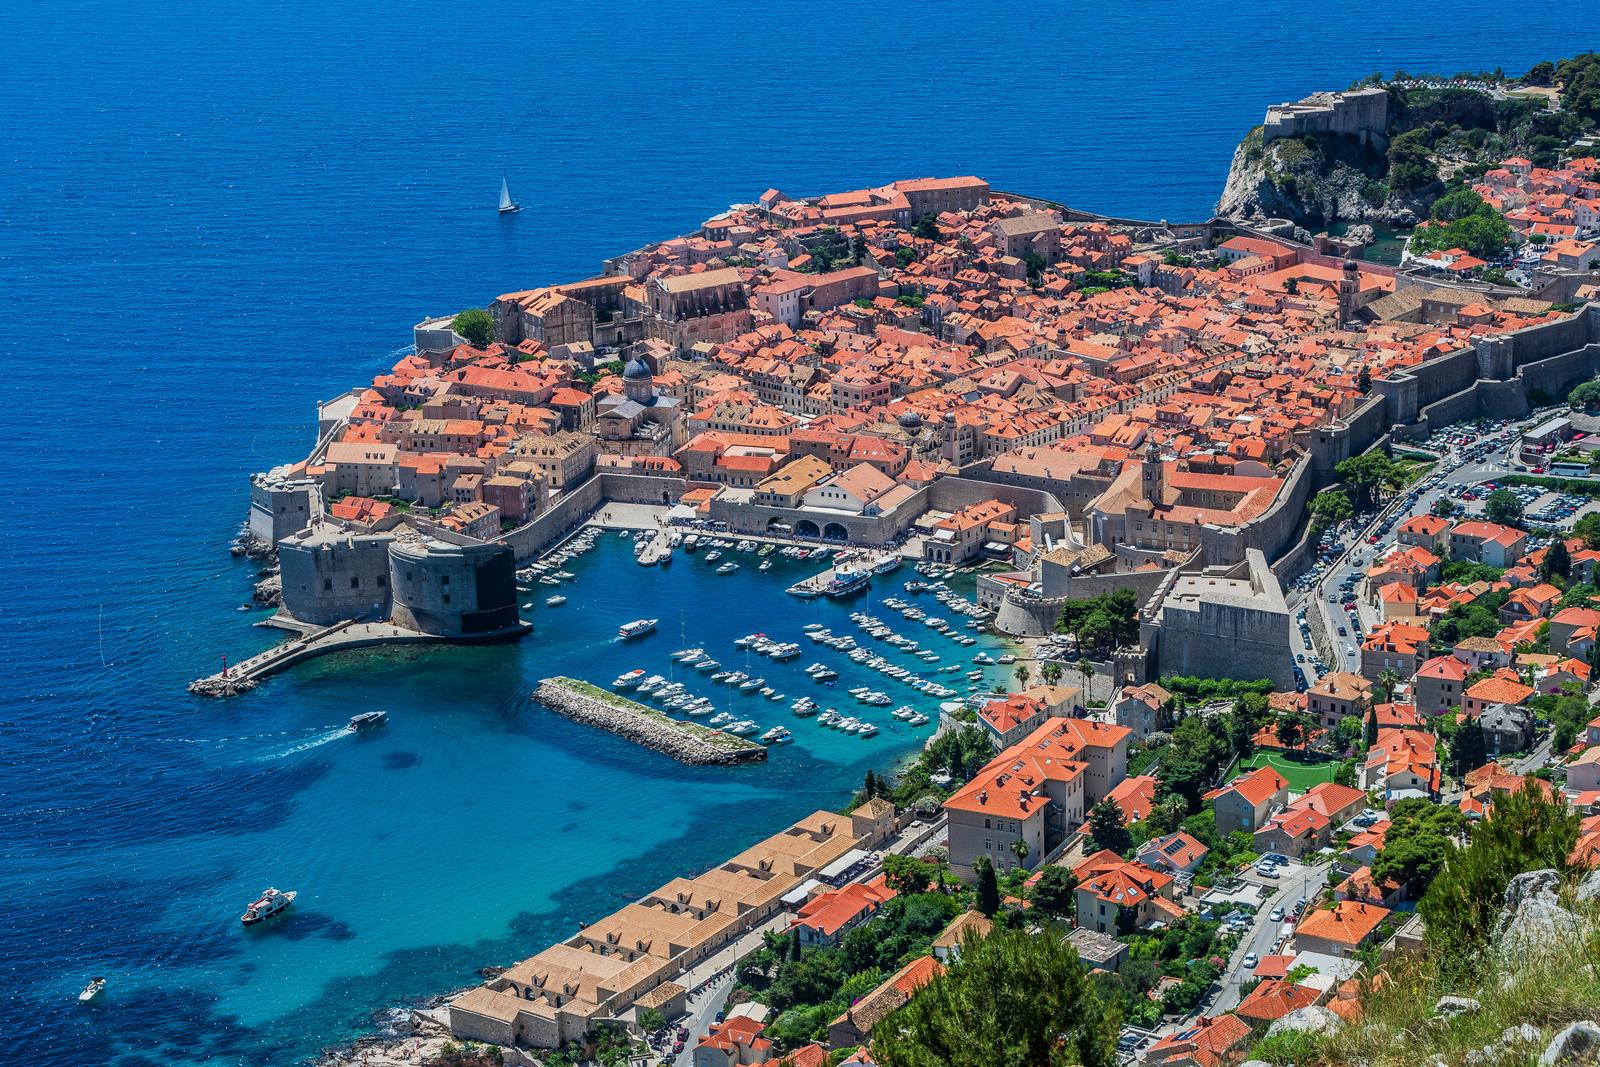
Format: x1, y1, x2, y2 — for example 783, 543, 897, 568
498, 177, 515, 212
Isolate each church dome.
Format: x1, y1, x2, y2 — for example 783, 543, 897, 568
622, 358, 652, 381
897, 411, 924, 430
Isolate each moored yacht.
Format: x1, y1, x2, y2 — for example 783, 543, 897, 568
241, 887, 296, 926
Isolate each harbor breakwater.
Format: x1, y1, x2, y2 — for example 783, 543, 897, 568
533, 677, 767, 765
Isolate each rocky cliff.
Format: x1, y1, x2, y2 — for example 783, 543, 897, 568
1216, 127, 1425, 228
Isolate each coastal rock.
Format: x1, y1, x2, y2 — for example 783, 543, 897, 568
1541, 1021, 1600, 1066
252, 574, 283, 607
1265, 1005, 1341, 1039
1344, 223, 1377, 247
1216, 126, 1423, 227
1496, 869, 1584, 958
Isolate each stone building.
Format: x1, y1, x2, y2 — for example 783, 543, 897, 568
1137, 550, 1294, 690
646, 268, 753, 351
1262, 86, 1389, 146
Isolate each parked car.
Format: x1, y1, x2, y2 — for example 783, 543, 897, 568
1243, 952, 1259, 969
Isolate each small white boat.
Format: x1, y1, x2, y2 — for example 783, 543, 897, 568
717, 562, 739, 575
78, 977, 106, 1003
613, 669, 646, 689
498, 176, 521, 214
241, 887, 296, 926
546, 595, 567, 606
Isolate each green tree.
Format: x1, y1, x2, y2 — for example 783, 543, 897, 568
1040, 660, 1063, 687
1331, 714, 1365, 754
1010, 837, 1031, 868
1569, 380, 1600, 413
1015, 663, 1032, 692
452, 307, 494, 348
1374, 668, 1401, 707
1364, 704, 1380, 747
1483, 488, 1525, 528
1031, 866, 1078, 919
1447, 719, 1487, 778
1356, 365, 1372, 394
912, 214, 941, 241
1275, 713, 1305, 751
1431, 497, 1458, 518
1310, 489, 1354, 530
882, 854, 934, 895
1388, 129, 1439, 191
974, 857, 1001, 917
1335, 452, 1400, 509
1371, 798, 1467, 894
873, 927, 1120, 1067
1088, 798, 1133, 856
638, 1007, 667, 1034
1543, 538, 1573, 582
1420, 777, 1580, 969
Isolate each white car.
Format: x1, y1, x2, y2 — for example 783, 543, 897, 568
1243, 952, 1259, 969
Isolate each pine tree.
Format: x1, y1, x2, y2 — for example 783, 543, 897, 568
872, 927, 1120, 1067
1450, 719, 1487, 779
1364, 706, 1379, 747
1544, 538, 1573, 582
974, 857, 1000, 917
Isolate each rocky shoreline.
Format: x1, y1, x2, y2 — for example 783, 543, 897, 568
534, 677, 767, 766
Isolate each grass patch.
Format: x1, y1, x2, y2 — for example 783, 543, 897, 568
1249, 896, 1600, 1067
1240, 750, 1339, 792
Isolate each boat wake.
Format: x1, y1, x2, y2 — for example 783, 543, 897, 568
256, 726, 354, 761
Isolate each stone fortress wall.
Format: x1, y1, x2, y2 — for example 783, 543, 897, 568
1262, 85, 1390, 147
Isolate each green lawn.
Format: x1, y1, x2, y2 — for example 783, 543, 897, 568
1238, 750, 1339, 792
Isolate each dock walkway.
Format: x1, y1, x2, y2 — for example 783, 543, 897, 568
189, 621, 441, 697
786, 567, 835, 597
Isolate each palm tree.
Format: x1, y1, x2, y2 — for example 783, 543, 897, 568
1010, 837, 1031, 869
1376, 667, 1401, 705
1041, 660, 1063, 687
1015, 663, 1032, 692
1080, 660, 1095, 703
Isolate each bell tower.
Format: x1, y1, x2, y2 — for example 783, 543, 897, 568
1140, 439, 1164, 505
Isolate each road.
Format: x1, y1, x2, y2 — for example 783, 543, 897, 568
1209, 861, 1333, 1013
1292, 409, 1565, 684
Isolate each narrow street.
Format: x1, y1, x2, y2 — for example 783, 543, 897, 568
1208, 861, 1333, 1014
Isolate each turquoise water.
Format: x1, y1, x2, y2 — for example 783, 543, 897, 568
22, 534, 1007, 1065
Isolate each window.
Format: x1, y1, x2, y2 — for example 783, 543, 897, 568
442, 594, 451, 604
350, 576, 360, 589
323, 578, 333, 591
984, 818, 990, 829
985, 838, 991, 851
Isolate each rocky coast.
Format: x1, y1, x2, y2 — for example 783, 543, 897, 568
534, 677, 767, 765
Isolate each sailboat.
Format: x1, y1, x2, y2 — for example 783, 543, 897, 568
498, 177, 520, 214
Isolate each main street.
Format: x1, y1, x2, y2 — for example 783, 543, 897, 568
1294, 410, 1559, 684
1208, 860, 1333, 1014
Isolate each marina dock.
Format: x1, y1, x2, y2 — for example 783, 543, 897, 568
188, 621, 445, 697
787, 567, 835, 597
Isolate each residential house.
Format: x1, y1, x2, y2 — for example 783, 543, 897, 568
1071, 852, 1184, 934
1111, 682, 1171, 740
1413, 655, 1469, 716
1292, 900, 1392, 958
1211, 766, 1289, 835
1448, 521, 1527, 567
1307, 672, 1373, 729
1136, 830, 1210, 874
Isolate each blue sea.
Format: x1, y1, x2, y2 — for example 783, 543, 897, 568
2, 2, 1591, 1062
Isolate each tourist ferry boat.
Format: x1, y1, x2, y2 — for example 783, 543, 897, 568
78, 977, 106, 1003
618, 619, 658, 640
823, 563, 870, 598
348, 710, 387, 731
613, 669, 646, 689
241, 887, 296, 926
872, 553, 901, 575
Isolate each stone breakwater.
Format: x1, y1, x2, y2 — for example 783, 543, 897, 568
534, 677, 767, 766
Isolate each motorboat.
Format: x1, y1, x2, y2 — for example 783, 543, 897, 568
618, 619, 658, 640
695, 658, 720, 672
858, 723, 879, 737
717, 562, 739, 575
78, 977, 106, 1003
673, 647, 705, 662
740, 676, 766, 692
908, 713, 931, 726
545, 595, 567, 606
613, 670, 646, 689
241, 887, 296, 926
348, 710, 387, 730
